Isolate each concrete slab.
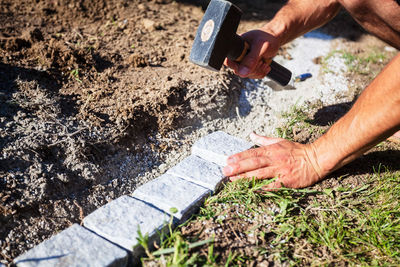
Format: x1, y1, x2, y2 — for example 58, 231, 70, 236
14, 224, 128, 267
83, 196, 170, 254
191, 131, 253, 166
132, 174, 211, 221
167, 155, 224, 191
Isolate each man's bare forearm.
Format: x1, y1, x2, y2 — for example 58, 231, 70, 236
224, 0, 400, 188
312, 53, 400, 175
262, 0, 341, 45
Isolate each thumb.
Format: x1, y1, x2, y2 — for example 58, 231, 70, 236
250, 132, 284, 147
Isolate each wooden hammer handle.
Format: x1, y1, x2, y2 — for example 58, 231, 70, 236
234, 41, 249, 62
231, 36, 292, 86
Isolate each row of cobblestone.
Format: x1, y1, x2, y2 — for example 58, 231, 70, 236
14, 131, 253, 266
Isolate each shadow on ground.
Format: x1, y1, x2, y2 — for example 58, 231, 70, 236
331, 149, 400, 179
0, 63, 79, 117
309, 102, 400, 177
310, 102, 354, 126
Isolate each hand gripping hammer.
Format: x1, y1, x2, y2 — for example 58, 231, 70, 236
189, 0, 292, 86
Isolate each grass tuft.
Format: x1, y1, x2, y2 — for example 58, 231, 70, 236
140, 168, 400, 266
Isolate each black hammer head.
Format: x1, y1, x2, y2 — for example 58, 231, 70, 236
189, 0, 242, 71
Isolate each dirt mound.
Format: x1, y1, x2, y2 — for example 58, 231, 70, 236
0, 0, 243, 262
0, 0, 380, 263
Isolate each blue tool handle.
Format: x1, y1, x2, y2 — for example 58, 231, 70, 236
295, 73, 312, 81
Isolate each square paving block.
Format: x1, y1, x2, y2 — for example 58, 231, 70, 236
14, 224, 128, 267
132, 174, 211, 221
167, 155, 224, 191
83, 196, 170, 253
191, 131, 253, 166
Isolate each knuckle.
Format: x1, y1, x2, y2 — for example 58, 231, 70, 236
243, 56, 258, 68
249, 148, 260, 158
253, 157, 263, 167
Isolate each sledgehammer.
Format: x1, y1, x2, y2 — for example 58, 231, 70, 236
189, 0, 292, 86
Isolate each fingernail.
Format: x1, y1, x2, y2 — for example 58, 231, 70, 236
238, 66, 250, 76
223, 165, 233, 176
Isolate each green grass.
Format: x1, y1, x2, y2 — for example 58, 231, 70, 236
139, 100, 399, 265
70, 68, 82, 83
295, 168, 400, 265
276, 104, 309, 139
275, 103, 325, 141
322, 49, 387, 76
140, 170, 400, 266
341, 50, 386, 75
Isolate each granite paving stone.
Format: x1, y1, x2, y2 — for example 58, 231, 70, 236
167, 155, 224, 191
14, 224, 128, 267
132, 174, 211, 221
191, 131, 254, 166
12, 131, 255, 266
83, 196, 170, 253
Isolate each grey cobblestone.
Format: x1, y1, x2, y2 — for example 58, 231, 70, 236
83, 196, 170, 253
133, 174, 211, 221
167, 155, 224, 191
13, 131, 252, 266
191, 131, 253, 166
14, 224, 128, 267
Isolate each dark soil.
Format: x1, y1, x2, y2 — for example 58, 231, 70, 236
0, 0, 241, 263
0, 0, 397, 265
